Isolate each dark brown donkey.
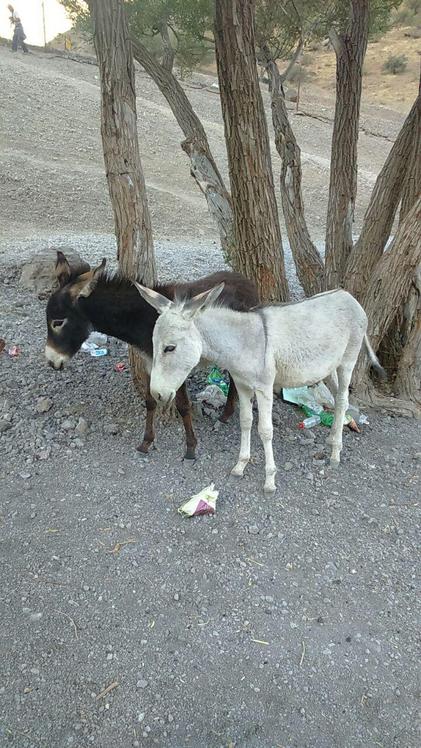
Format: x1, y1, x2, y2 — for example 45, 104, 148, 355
45, 252, 258, 459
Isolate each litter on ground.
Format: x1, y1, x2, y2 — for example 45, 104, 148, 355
178, 483, 219, 517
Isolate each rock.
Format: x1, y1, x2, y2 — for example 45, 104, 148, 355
19, 247, 89, 296
136, 679, 148, 690
283, 461, 293, 471
61, 418, 75, 431
248, 525, 259, 535
104, 423, 118, 435
75, 417, 89, 436
36, 397, 53, 414
413, 452, 421, 461
0, 419, 12, 433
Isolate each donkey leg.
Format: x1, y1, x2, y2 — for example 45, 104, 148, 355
231, 383, 254, 477
255, 388, 277, 494
175, 382, 197, 460
329, 364, 353, 465
325, 372, 338, 396
220, 375, 237, 423
137, 373, 157, 454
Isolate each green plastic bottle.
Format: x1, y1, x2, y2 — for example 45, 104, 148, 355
207, 366, 229, 396
301, 404, 335, 428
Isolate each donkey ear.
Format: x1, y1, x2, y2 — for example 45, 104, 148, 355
183, 282, 225, 319
56, 251, 72, 287
134, 283, 173, 314
74, 258, 107, 299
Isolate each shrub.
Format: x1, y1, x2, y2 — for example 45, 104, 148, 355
382, 53, 408, 74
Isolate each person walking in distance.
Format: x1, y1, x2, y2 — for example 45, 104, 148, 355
8, 4, 28, 53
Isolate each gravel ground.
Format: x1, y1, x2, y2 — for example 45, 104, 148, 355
1, 40, 420, 748
1, 246, 420, 748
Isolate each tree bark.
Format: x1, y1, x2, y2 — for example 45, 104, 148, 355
214, 0, 289, 302
393, 267, 421, 408
130, 36, 235, 262
88, 0, 156, 395
159, 21, 175, 72
324, 0, 369, 290
344, 88, 421, 300
400, 74, 421, 222
267, 57, 324, 297
352, 196, 421, 413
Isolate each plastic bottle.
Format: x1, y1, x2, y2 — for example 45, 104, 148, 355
298, 415, 321, 429
88, 332, 108, 346
207, 366, 229, 396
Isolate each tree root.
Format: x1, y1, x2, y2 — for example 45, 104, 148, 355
353, 383, 421, 418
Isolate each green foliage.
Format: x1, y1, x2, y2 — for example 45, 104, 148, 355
382, 52, 408, 73
60, 0, 403, 73
60, 0, 90, 33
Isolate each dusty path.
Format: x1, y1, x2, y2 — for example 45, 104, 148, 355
0, 45, 405, 249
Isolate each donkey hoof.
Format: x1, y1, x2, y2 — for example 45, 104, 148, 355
136, 442, 150, 455
328, 457, 340, 470
264, 483, 276, 495
183, 449, 196, 461
231, 464, 245, 477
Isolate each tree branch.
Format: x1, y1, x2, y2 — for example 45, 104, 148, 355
328, 27, 343, 55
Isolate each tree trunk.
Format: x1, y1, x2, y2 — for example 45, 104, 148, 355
352, 196, 421, 415
130, 36, 235, 262
214, 0, 289, 302
159, 21, 175, 72
394, 267, 421, 408
267, 57, 324, 297
344, 88, 421, 300
324, 0, 369, 290
400, 74, 421, 222
88, 0, 156, 395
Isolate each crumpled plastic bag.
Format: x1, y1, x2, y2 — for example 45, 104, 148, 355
196, 385, 227, 410
178, 483, 219, 517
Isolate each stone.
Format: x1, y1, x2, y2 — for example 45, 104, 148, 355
104, 423, 118, 435
248, 525, 259, 535
36, 397, 53, 414
0, 419, 12, 433
75, 417, 89, 436
19, 247, 89, 296
283, 461, 293, 471
61, 419, 75, 431
136, 679, 148, 690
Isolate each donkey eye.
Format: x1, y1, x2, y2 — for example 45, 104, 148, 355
52, 319, 65, 329
164, 345, 176, 353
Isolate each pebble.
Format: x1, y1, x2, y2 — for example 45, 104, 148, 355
36, 397, 53, 413
61, 419, 75, 431
136, 679, 148, 689
75, 417, 89, 436
104, 423, 119, 435
248, 525, 259, 535
283, 461, 293, 471
0, 419, 12, 433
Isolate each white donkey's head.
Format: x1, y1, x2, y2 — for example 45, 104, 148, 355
135, 282, 225, 405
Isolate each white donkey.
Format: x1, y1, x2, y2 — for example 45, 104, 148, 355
135, 283, 384, 493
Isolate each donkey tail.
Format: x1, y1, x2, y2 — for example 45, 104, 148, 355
364, 334, 387, 380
